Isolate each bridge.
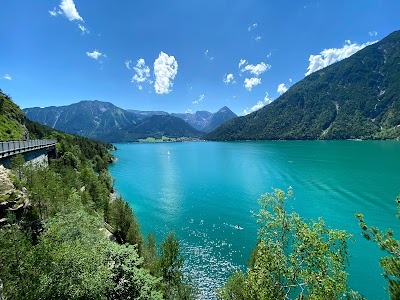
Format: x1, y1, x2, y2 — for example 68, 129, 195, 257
0, 139, 57, 159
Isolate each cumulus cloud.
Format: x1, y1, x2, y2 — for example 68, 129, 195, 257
369, 31, 378, 37
192, 94, 205, 104
223, 73, 235, 84
243, 92, 273, 115
244, 77, 261, 91
154, 52, 178, 95
277, 83, 288, 95
289, 78, 293, 83
131, 59, 151, 90
238, 59, 247, 69
59, 0, 83, 21
255, 36, 262, 41
305, 40, 377, 76
267, 52, 272, 58
242, 62, 271, 76
86, 50, 105, 60
3, 74, 12, 80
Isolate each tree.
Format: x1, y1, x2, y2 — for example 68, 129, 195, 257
356, 194, 400, 300
142, 232, 159, 276
11, 154, 25, 183
159, 232, 196, 299
217, 188, 361, 300
105, 243, 162, 300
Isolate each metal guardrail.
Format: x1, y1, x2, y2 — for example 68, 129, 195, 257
0, 139, 57, 158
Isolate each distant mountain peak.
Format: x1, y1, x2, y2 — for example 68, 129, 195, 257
172, 107, 237, 132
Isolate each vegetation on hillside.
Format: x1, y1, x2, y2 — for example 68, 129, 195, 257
0, 90, 27, 140
207, 30, 400, 141
0, 92, 195, 299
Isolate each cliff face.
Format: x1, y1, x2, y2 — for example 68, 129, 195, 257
0, 165, 30, 226
0, 165, 14, 197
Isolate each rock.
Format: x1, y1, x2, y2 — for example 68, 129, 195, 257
0, 165, 15, 197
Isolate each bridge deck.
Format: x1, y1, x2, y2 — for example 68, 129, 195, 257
0, 139, 57, 158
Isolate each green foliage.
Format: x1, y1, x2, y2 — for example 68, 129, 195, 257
207, 30, 400, 141
356, 195, 400, 300
218, 188, 360, 300
159, 232, 196, 299
0, 90, 26, 140
105, 242, 162, 300
107, 196, 143, 249
11, 154, 25, 183
142, 232, 159, 275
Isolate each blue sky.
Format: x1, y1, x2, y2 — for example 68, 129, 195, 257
0, 0, 399, 115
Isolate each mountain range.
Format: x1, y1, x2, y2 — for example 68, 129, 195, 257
206, 30, 400, 141
24, 102, 237, 142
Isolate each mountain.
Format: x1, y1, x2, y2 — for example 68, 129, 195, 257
172, 106, 237, 132
122, 115, 202, 140
24, 101, 203, 142
207, 30, 400, 141
24, 101, 140, 140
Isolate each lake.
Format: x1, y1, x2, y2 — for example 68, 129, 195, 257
109, 140, 400, 299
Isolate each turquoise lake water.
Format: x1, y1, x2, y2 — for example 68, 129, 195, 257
109, 141, 400, 299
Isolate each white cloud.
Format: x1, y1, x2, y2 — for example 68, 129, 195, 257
243, 92, 273, 115
59, 0, 83, 21
255, 36, 262, 41
125, 60, 131, 70
242, 62, 271, 76
244, 101, 264, 115
86, 50, 105, 60
192, 94, 205, 104
131, 59, 151, 87
264, 92, 273, 104
205, 49, 214, 61
369, 31, 378, 37
305, 40, 377, 76
185, 109, 192, 114
154, 51, 178, 95
78, 24, 88, 34
244, 77, 261, 91
238, 59, 247, 69
289, 78, 293, 83
248, 23, 258, 31
223, 73, 235, 84
277, 83, 288, 95
267, 52, 272, 58
49, 8, 58, 16
3, 74, 12, 80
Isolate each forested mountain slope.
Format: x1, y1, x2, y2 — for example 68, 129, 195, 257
207, 30, 400, 141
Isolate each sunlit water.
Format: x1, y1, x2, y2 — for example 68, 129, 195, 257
109, 141, 400, 299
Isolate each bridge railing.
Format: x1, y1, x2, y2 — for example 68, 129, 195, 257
0, 139, 57, 157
